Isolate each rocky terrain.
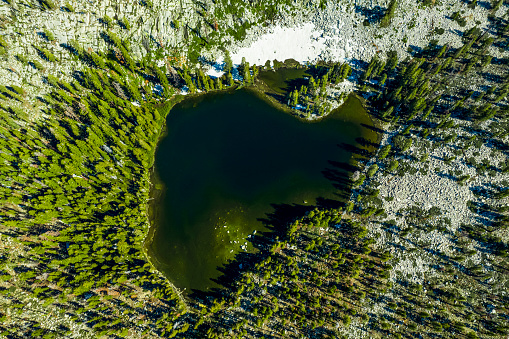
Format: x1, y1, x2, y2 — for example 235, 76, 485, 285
0, 0, 508, 338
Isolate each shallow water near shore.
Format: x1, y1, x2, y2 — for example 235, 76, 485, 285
258, 67, 310, 94
147, 88, 376, 292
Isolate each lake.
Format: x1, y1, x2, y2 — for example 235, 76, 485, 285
146, 88, 376, 292
257, 67, 309, 94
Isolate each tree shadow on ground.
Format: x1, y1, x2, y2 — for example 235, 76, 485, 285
354, 5, 385, 24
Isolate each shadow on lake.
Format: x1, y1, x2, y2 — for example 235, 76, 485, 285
145, 87, 378, 293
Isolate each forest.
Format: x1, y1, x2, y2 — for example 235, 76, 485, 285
0, 0, 508, 338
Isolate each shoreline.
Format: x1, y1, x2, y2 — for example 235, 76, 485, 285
141, 86, 241, 302
141, 70, 381, 300
142, 78, 381, 294
141, 95, 189, 308
247, 67, 349, 123
357, 93, 385, 146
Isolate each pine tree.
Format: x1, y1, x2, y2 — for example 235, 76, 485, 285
242, 62, 251, 84
367, 164, 379, 178
380, 0, 398, 27
291, 90, 299, 107
308, 76, 316, 94
385, 51, 398, 71
388, 160, 399, 172
224, 50, 233, 74
183, 70, 196, 93
422, 106, 433, 121
340, 63, 352, 81
91, 52, 105, 68
214, 77, 223, 90
435, 44, 448, 60
378, 145, 391, 160
227, 73, 234, 87
154, 67, 170, 94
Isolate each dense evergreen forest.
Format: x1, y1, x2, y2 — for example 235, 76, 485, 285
0, 0, 508, 338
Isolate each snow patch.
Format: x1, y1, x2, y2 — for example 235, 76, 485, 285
206, 64, 225, 78
230, 22, 329, 66
180, 86, 190, 95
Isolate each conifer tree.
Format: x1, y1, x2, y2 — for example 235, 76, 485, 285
227, 73, 234, 87
388, 159, 399, 172
224, 50, 233, 74
308, 76, 316, 94
378, 145, 391, 160
242, 62, 251, 84
380, 0, 398, 27
291, 90, 299, 107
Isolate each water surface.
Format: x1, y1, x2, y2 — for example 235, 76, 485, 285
258, 68, 310, 94
147, 89, 375, 291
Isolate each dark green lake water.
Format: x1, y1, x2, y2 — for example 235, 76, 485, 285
258, 68, 310, 94
147, 89, 376, 292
